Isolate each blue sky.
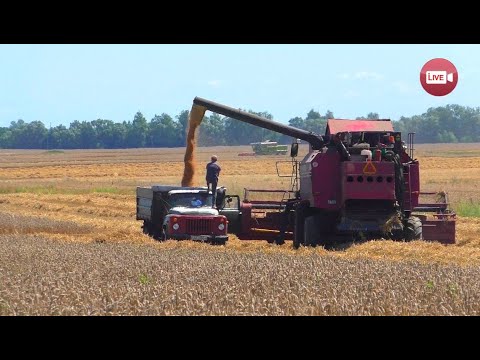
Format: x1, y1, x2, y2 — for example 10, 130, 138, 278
0, 44, 478, 127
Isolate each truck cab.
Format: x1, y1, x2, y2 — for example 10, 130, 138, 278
137, 185, 229, 245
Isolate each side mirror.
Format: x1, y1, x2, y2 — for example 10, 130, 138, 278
290, 142, 299, 158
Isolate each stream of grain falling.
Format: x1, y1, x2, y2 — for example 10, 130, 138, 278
181, 104, 207, 186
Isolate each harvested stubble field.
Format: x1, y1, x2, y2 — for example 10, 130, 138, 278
0, 144, 479, 315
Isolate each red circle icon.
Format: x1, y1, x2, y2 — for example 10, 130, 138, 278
420, 58, 458, 96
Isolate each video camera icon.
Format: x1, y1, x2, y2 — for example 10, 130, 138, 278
421, 58, 458, 96
425, 71, 454, 85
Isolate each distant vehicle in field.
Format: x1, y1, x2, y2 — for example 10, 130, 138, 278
250, 140, 288, 155
136, 185, 229, 245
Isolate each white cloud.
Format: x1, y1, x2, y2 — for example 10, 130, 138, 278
344, 90, 360, 98
207, 80, 222, 87
338, 71, 384, 81
392, 80, 413, 94
353, 71, 384, 80
0, 107, 15, 120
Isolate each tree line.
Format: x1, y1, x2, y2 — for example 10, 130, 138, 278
0, 104, 479, 149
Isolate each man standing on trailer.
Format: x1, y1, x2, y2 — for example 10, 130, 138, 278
206, 155, 221, 208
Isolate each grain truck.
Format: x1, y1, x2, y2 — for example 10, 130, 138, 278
136, 185, 229, 245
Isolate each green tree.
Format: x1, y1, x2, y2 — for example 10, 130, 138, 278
0, 103, 479, 149
149, 113, 178, 147
224, 110, 280, 145
306, 109, 321, 120
9, 119, 26, 148
126, 112, 148, 148
288, 117, 304, 129
70, 120, 97, 148
91, 119, 117, 148
8, 119, 48, 149
25, 121, 48, 148
199, 113, 226, 146
0, 128, 12, 148
112, 122, 128, 148
176, 110, 189, 145
302, 109, 327, 134
50, 125, 72, 149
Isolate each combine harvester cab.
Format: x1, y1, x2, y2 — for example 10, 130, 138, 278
312, 119, 456, 245
136, 185, 230, 245
185, 97, 457, 247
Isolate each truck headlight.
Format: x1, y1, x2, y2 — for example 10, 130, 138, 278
173, 223, 180, 231
218, 223, 225, 231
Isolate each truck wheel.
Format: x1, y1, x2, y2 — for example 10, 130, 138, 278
389, 227, 404, 241
304, 214, 317, 247
212, 239, 227, 246
142, 221, 152, 236
160, 229, 167, 241
306, 212, 333, 248
293, 202, 309, 249
387, 220, 404, 241
404, 216, 422, 241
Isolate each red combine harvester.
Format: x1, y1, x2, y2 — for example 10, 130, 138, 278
193, 97, 456, 248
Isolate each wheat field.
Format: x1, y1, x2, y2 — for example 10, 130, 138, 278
0, 144, 479, 315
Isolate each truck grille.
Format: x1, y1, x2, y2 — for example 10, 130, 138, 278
185, 218, 213, 234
